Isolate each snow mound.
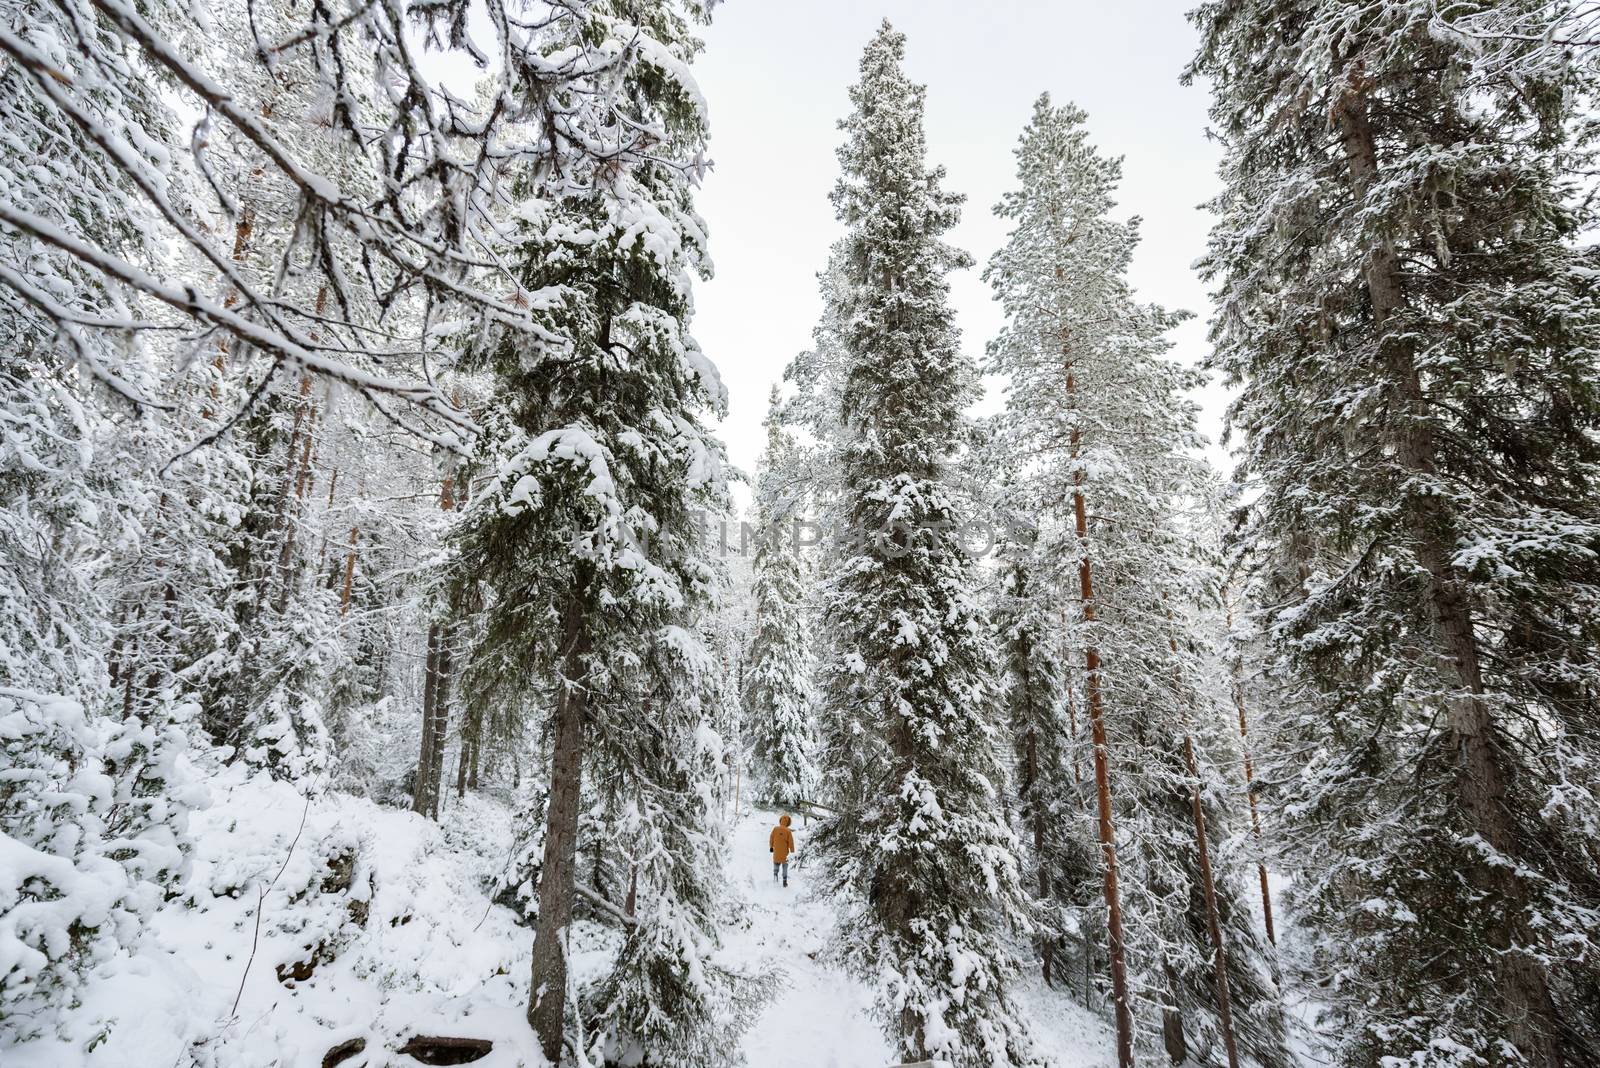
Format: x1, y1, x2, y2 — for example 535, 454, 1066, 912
5, 765, 1118, 1068
4, 761, 540, 1068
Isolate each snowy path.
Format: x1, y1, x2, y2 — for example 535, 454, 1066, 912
725, 806, 891, 1068
723, 805, 1116, 1068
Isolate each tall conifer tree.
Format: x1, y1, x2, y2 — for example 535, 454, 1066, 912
1189, 3, 1600, 1062
745, 390, 819, 810
811, 24, 1042, 1067
986, 95, 1285, 1066
452, 3, 743, 1062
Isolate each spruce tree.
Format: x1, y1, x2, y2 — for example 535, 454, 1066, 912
1189, 2, 1600, 1062
811, 23, 1042, 1067
744, 389, 819, 811
451, 2, 745, 1062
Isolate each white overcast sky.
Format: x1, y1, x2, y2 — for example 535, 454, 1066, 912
688, 0, 1228, 505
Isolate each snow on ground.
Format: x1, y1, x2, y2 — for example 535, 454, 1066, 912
1011, 980, 1117, 1068
8, 763, 1116, 1068
722, 807, 888, 1068
724, 805, 1116, 1068
9, 757, 542, 1068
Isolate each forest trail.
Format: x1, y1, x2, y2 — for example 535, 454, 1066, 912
726, 806, 890, 1068
723, 806, 1114, 1068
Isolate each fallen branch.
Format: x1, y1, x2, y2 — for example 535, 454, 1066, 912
228, 792, 312, 1019
576, 884, 636, 927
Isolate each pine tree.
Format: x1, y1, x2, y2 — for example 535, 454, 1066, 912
811, 24, 1042, 1067
985, 95, 1285, 1067
744, 390, 819, 811
1189, 2, 1600, 1062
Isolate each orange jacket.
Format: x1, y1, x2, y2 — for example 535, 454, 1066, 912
769, 815, 795, 863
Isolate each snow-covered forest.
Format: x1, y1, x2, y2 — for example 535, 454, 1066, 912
5, 0, 1600, 1066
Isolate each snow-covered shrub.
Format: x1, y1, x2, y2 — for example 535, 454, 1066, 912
491, 785, 548, 925
586, 787, 773, 1068
0, 688, 196, 1044
234, 589, 339, 782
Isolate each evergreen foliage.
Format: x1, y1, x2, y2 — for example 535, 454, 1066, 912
986, 94, 1285, 1065
744, 390, 819, 811
810, 23, 1043, 1068
1189, 2, 1600, 1062
449, 3, 751, 1061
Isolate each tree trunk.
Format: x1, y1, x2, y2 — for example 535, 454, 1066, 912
468, 721, 482, 790
413, 623, 443, 816
428, 636, 452, 820
1166, 626, 1240, 1068
1063, 668, 1083, 788
1067, 356, 1136, 1068
339, 526, 358, 616
202, 204, 256, 419
1024, 722, 1053, 987
1224, 592, 1276, 947
276, 398, 317, 612
1236, 696, 1277, 945
527, 596, 590, 1064
1161, 960, 1188, 1066
1334, 77, 1556, 1066
230, 202, 256, 261
318, 468, 339, 572
1183, 734, 1240, 1068
1009, 609, 1056, 987
456, 705, 482, 799
410, 467, 458, 815
273, 377, 311, 543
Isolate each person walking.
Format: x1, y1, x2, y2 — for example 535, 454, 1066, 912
769, 813, 795, 887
